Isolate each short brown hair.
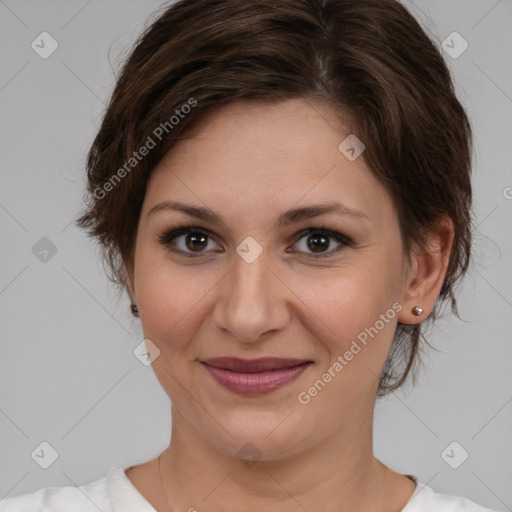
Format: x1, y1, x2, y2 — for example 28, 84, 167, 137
76, 0, 474, 395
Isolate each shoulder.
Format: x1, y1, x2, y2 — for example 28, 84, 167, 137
402, 482, 499, 512
0, 466, 156, 512
0, 470, 110, 512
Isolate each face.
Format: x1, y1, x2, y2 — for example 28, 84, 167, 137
129, 98, 411, 460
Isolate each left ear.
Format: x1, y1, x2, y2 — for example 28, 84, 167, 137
397, 215, 454, 324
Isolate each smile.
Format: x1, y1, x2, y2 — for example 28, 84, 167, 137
201, 357, 313, 395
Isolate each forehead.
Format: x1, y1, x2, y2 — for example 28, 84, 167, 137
143, 98, 394, 229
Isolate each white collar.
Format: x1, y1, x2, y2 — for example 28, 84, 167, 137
107, 465, 157, 511
106, 465, 433, 512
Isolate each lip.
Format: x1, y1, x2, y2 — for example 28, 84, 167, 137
201, 357, 313, 395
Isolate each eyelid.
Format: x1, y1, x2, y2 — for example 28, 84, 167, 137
287, 227, 352, 259
157, 225, 223, 258
291, 227, 352, 246
158, 224, 352, 259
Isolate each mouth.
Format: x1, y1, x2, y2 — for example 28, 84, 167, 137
200, 357, 313, 395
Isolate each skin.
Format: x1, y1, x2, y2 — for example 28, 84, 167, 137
124, 98, 454, 512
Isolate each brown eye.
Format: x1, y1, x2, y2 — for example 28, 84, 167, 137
158, 225, 351, 260
306, 232, 330, 252
291, 228, 351, 259
158, 226, 221, 258
185, 231, 208, 252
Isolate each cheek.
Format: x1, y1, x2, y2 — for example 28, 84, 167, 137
134, 248, 218, 351
288, 256, 402, 367
138, 283, 198, 350
291, 270, 401, 415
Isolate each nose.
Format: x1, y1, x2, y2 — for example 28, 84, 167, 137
211, 247, 290, 344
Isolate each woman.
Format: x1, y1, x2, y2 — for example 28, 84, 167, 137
1, 0, 499, 510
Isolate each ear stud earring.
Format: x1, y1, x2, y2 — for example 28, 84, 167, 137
411, 306, 423, 316
130, 304, 139, 316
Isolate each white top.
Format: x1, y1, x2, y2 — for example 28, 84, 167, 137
0, 466, 498, 511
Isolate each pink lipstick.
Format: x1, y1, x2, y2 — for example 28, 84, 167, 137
201, 357, 312, 395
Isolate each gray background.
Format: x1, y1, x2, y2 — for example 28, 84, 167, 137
0, 0, 511, 510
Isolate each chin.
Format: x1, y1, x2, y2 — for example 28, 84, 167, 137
202, 410, 317, 463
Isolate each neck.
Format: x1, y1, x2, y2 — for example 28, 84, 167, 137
157, 404, 399, 512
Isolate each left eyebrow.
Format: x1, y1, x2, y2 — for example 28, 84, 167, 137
276, 202, 369, 226
147, 200, 370, 225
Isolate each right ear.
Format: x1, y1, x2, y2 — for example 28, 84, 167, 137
123, 255, 136, 304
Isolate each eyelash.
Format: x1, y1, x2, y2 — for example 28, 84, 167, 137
157, 224, 352, 260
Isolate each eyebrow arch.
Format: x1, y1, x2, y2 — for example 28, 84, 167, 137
147, 200, 369, 226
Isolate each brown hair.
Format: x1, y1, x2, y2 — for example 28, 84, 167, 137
76, 0, 474, 395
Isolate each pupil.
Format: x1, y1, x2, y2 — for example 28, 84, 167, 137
187, 232, 208, 251
308, 233, 329, 252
